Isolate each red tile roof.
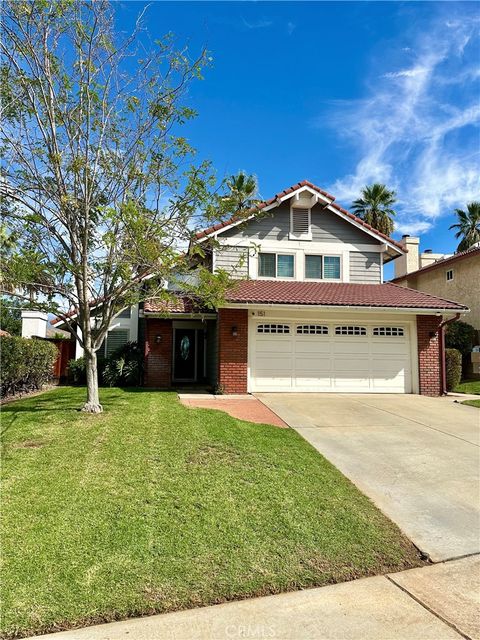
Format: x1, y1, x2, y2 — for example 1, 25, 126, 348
391, 245, 480, 282
144, 295, 213, 314
194, 179, 406, 252
225, 280, 468, 310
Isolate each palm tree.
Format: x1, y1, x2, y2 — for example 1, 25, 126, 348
449, 202, 480, 252
351, 184, 397, 236
224, 171, 258, 214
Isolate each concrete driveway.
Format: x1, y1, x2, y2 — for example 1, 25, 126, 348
257, 393, 480, 562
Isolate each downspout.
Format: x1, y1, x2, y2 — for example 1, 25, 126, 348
438, 313, 461, 395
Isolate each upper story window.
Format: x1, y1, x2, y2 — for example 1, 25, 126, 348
259, 252, 294, 278
290, 206, 312, 240
446, 269, 454, 282
305, 255, 341, 280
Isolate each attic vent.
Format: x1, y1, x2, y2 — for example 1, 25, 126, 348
291, 207, 310, 237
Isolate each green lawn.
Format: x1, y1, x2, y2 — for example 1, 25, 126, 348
1, 388, 423, 638
461, 399, 480, 408
454, 379, 480, 395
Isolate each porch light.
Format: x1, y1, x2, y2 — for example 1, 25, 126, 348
155, 334, 162, 344
231, 325, 238, 337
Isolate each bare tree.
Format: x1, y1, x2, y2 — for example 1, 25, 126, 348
0, 0, 221, 412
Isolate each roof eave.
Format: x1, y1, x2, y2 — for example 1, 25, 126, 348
220, 302, 469, 314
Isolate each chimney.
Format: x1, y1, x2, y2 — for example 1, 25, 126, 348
21, 310, 48, 339
394, 235, 420, 278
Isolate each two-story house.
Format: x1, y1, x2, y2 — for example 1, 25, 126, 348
142, 180, 469, 396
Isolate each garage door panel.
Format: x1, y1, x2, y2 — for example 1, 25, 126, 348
333, 342, 369, 355
370, 342, 408, 355
255, 341, 292, 354
294, 377, 333, 389
294, 341, 332, 355
334, 376, 371, 389
294, 358, 332, 373
250, 321, 412, 393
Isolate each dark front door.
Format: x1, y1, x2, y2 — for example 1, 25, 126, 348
173, 328, 196, 381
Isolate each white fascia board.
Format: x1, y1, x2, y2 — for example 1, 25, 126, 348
220, 302, 469, 315
143, 312, 217, 319
195, 186, 333, 243
216, 237, 385, 252
325, 204, 404, 256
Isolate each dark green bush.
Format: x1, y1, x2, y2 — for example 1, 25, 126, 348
445, 320, 476, 356
103, 341, 143, 387
67, 354, 106, 385
0, 336, 58, 397
67, 357, 87, 384
445, 348, 462, 392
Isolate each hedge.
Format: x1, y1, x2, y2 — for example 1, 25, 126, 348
445, 320, 476, 356
0, 336, 58, 398
445, 348, 462, 392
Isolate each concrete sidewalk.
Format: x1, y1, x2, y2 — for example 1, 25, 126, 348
31, 555, 479, 640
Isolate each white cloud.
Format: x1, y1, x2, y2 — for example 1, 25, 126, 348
383, 66, 428, 79
318, 8, 480, 236
287, 21, 296, 36
242, 18, 272, 30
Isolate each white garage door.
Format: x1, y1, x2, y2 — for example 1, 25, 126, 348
251, 321, 412, 393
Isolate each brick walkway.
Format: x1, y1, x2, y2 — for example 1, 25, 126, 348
179, 394, 288, 428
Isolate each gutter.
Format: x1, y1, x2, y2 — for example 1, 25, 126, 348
438, 313, 462, 395
221, 302, 469, 315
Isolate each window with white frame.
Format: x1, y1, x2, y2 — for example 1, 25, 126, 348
258, 252, 294, 278
446, 269, 454, 282
257, 324, 290, 334
296, 325, 329, 335
290, 207, 311, 238
373, 327, 405, 337
335, 326, 367, 336
305, 255, 341, 280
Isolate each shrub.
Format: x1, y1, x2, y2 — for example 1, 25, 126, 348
102, 341, 143, 387
67, 354, 106, 385
445, 320, 476, 356
67, 357, 87, 384
0, 336, 58, 397
445, 348, 462, 391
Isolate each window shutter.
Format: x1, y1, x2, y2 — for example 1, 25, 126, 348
291, 208, 310, 236
105, 329, 129, 357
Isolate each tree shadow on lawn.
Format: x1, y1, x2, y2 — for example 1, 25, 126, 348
1, 387, 127, 414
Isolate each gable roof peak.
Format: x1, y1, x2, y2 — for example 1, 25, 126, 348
194, 179, 405, 253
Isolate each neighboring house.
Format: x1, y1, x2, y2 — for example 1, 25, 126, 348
46, 180, 470, 396
391, 239, 480, 336
142, 180, 468, 396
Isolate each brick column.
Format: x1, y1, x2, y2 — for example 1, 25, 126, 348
218, 308, 248, 394
144, 319, 173, 388
417, 315, 442, 396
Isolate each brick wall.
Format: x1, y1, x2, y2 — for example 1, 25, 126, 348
417, 315, 442, 396
144, 319, 173, 388
218, 308, 248, 394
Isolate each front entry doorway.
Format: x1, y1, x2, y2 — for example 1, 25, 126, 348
173, 326, 206, 383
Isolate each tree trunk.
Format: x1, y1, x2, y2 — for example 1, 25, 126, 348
82, 348, 103, 413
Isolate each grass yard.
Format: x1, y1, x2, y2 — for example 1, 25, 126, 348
461, 399, 480, 408
1, 388, 423, 638
454, 379, 480, 395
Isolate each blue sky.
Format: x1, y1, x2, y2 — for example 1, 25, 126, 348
118, 1, 479, 259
